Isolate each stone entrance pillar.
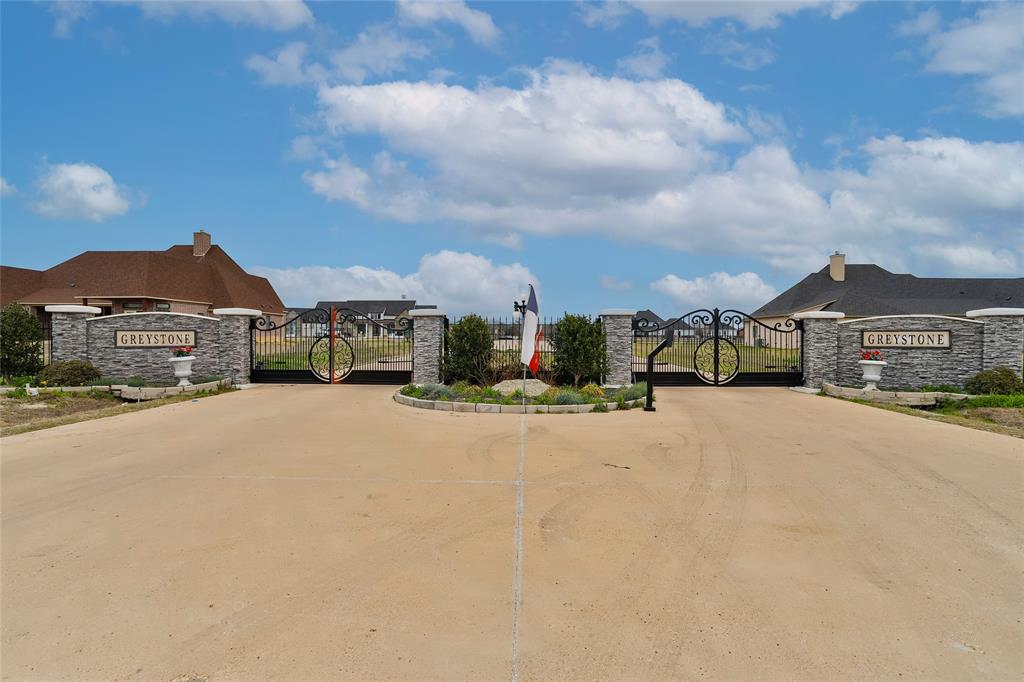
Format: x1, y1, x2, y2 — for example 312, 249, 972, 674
966, 308, 1024, 375
600, 309, 637, 387
792, 311, 845, 389
213, 308, 263, 385
45, 305, 101, 363
410, 309, 446, 385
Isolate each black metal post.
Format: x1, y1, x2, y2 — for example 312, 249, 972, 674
644, 336, 671, 411
712, 308, 720, 386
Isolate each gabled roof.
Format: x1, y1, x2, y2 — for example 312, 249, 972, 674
753, 264, 1023, 317
315, 300, 432, 316
2, 243, 285, 314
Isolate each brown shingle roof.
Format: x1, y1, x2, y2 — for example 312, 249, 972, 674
2, 243, 285, 313
0, 266, 46, 307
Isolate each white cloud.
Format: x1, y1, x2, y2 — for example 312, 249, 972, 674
130, 0, 313, 31
586, 1, 859, 31
33, 161, 141, 222
397, 0, 500, 47
703, 30, 775, 70
577, 0, 634, 29
617, 37, 670, 78
895, 7, 940, 37
0, 177, 16, 196
914, 3, 1024, 117
651, 272, 779, 311
51, 0, 313, 35
247, 27, 429, 87
600, 276, 633, 292
915, 244, 1019, 276
50, 0, 92, 37
293, 62, 1021, 277
246, 42, 319, 86
287, 135, 323, 162
330, 25, 430, 84
252, 250, 535, 314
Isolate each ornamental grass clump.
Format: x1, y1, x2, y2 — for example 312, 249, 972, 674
553, 389, 586, 405
579, 383, 604, 400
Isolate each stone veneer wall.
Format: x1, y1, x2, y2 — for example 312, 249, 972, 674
978, 315, 1024, 374
802, 318, 838, 388
411, 312, 445, 384
50, 312, 91, 364
836, 316, 984, 390
600, 311, 635, 387
85, 313, 226, 381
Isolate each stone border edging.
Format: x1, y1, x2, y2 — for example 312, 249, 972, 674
821, 382, 973, 406
394, 390, 645, 413
0, 378, 231, 401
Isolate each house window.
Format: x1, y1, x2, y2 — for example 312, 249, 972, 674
123, 302, 143, 312
155, 302, 171, 311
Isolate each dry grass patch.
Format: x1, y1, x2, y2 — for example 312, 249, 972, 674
1, 387, 236, 437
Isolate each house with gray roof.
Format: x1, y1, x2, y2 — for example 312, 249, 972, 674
754, 252, 1022, 322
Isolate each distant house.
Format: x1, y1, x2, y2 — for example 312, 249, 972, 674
1, 230, 286, 321
634, 309, 696, 337
748, 252, 1023, 346
312, 299, 436, 338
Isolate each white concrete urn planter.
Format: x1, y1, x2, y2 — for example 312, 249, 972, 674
858, 359, 887, 391
168, 356, 195, 387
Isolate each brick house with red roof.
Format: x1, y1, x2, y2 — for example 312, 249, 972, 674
1, 231, 285, 321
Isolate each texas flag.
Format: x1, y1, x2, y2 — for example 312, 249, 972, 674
520, 284, 542, 375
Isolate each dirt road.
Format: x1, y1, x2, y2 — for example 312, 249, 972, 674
2, 385, 1021, 680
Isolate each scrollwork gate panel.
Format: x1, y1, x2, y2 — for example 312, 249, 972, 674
633, 308, 802, 387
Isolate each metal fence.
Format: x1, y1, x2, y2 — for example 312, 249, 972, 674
445, 316, 559, 383
251, 307, 412, 384
40, 317, 52, 366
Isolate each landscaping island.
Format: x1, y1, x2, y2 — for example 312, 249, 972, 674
396, 381, 649, 413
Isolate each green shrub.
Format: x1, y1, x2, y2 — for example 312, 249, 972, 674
919, 383, 962, 393
618, 383, 647, 401
939, 394, 1024, 410
0, 304, 44, 379
553, 389, 586, 405
444, 315, 493, 385
551, 314, 606, 387
591, 401, 609, 413
579, 382, 605, 400
8, 386, 29, 399
964, 367, 1023, 395
7, 374, 38, 387
400, 383, 423, 397
37, 360, 101, 387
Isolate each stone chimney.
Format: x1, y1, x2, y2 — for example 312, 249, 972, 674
829, 251, 846, 282
193, 230, 211, 257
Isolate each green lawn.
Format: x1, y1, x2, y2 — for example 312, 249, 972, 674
255, 338, 411, 370
633, 338, 800, 372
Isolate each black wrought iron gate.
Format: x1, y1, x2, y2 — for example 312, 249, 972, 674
250, 307, 412, 384
632, 308, 803, 387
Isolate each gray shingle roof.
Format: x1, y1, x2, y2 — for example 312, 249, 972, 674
753, 265, 1023, 317
313, 300, 435, 316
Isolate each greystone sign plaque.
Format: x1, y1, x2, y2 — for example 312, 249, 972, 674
115, 330, 197, 348
861, 330, 951, 349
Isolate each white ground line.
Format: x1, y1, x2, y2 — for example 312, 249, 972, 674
511, 412, 526, 682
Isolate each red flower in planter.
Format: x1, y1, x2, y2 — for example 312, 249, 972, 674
861, 349, 884, 361
171, 346, 193, 357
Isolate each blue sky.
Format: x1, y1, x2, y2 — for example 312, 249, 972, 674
1, 1, 1021, 315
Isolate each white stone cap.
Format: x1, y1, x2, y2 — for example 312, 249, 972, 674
791, 311, 845, 320
409, 308, 446, 317
45, 304, 101, 314
599, 309, 638, 316
212, 308, 263, 316
966, 307, 1024, 318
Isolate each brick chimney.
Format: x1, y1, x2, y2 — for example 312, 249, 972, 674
829, 251, 846, 282
193, 230, 211, 257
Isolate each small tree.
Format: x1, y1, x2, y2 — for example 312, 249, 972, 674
0, 304, 44, 379
552, 314, 605, 387
444, 315, 493, 385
